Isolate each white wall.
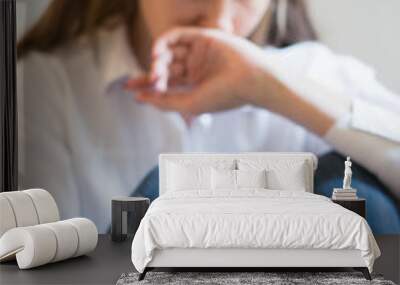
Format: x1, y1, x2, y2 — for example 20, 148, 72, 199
16, 0, 50, 40
309, 0, 400, 94
16, 0, 400, 94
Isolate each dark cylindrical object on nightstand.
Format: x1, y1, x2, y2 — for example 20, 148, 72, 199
111, 197, 150, 242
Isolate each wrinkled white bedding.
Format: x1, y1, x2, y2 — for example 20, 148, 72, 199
131, 190, 380, 273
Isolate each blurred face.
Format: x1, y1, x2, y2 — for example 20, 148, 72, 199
138, 0, 271, 39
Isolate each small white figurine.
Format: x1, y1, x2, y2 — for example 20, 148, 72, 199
342, 156, 352, 190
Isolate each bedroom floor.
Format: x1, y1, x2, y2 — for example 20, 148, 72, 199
374, 235, 400, 284
0, 234, 398, 284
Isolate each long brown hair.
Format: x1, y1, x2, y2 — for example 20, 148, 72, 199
17, 0, 316, 58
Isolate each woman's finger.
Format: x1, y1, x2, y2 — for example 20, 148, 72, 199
150, 51, 172, 80
150, 48, 190, 89
125, 75, 154, 90
168, 77, 188, 88
152, 27, 208, 58
151, 45, 188, 78
186, 39, 208, 84
171, 45, 189, 61
135, 89, 197, 114
169, 62, 186, 80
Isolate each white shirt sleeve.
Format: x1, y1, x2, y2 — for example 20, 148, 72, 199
18, 52, 81, 219
322, 54, 400, 198
337, 52, 400, 143
351, 98, 400, 143
267, 43, 400, 196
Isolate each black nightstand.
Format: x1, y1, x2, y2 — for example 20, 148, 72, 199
332, 198, 366, 218
111, 197, 150, 242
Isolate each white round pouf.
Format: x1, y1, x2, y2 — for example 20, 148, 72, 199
0, 195, 17, 237
1, 192, 39, 227
24, 189, 59, 223
0, 225, 57, 269
0, 190, 98, 269
43, 221, 79, 262
66, 218, 98, 257
0, 218, 98, 269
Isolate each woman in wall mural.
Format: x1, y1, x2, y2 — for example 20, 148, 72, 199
18, 0, 399, 233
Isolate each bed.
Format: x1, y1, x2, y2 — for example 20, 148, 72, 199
131, 153, 380, 280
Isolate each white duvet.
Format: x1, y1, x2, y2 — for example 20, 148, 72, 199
131, 190, 380, 273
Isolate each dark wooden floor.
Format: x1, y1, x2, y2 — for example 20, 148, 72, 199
0, 235, 398, 284
374, 235, 400, 284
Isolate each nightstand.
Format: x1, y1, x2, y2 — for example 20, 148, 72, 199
111, 197, 150, 242
332, 198, 366, 218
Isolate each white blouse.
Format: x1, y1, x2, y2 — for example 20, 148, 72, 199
18, 27, 400, 232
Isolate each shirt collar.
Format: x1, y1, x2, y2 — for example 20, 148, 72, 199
98, 26, 142, 92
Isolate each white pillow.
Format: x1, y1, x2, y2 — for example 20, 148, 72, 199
238, 159, 308, 191
267, 166, 307, 191
211, 169, 267, 190
166, 160, 235, 192
211, 169, 236, 190
167, 163, 210, 191
237, 169, 267, 189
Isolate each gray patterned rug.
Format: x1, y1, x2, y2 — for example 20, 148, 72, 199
116, 272, 395, 285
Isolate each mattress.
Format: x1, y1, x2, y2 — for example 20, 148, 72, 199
131, 190, 380, 273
